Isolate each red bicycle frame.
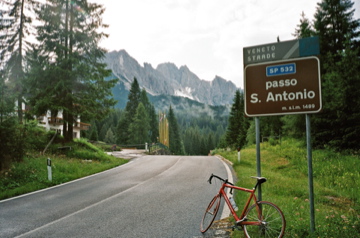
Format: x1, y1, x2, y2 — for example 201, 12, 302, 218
219, 182, 262, 226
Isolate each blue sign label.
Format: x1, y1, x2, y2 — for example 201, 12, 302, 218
266, 63, 296, 77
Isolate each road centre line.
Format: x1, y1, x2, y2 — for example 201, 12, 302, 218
14, 157, 182, 237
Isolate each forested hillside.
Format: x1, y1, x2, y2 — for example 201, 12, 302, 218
83, 78, 227, 155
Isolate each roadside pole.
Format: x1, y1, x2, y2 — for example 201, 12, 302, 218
255, 117, 262, 201
306, 114, 315, 232
47, 158, 52, 182
237, 147, 241, 163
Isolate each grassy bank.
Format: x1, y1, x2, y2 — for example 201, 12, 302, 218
0, 139, 127, 201
214, 138, 359, 237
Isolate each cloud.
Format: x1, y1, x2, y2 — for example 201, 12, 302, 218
98, 0, 360, 88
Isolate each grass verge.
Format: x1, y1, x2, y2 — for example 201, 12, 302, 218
214, 138, 360, 237
0, 139, 128, 201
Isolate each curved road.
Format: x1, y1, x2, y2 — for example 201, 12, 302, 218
0, 155, 232, 238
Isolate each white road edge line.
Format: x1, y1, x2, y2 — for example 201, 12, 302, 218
216, 156, 234, 220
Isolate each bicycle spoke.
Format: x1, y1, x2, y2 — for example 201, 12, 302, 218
243, 201, 285, 238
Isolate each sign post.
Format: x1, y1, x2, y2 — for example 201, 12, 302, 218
243, 37, 320, 233
306, 114, 315, 232
255, 117, 262, 202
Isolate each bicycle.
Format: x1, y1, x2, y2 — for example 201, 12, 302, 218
200, 174, 286, 237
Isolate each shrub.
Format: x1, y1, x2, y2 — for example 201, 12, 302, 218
0, 117, 26, 170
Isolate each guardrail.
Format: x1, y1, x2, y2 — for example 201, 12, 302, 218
149, 143, 171, 155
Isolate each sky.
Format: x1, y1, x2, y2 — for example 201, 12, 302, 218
96, 0, 360, 88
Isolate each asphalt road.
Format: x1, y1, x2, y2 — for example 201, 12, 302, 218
0, 155, 232, 238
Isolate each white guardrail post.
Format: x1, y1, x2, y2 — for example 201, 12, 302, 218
47, 158, 52, 182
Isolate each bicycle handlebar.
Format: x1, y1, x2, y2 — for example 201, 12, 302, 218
208, 174, 234, 186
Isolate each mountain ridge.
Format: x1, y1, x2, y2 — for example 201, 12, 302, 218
104, 49, 239, 106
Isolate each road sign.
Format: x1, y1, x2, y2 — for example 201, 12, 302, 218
243, 37, 319, 66
266, 63, 296, 77
244, 56, 321, 117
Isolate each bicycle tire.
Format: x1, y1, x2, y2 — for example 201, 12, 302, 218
200, 194, 221, 233
243, 201, 286, 238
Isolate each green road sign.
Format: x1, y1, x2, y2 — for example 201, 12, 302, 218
243, 37, 319, 66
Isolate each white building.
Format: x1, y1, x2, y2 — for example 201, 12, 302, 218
17, 101, 90, 139
37, 110, 90, 139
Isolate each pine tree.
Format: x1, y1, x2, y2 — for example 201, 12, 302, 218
104, 128, 116, 144
207, 133, 215, 152
225, 90, 248, 149
116, 113, 128, 144
88, 122, 99, 141
168, 105, 183, 155
0, 70, 15, 122
148, 104, 159, 143
225, 90, 241, 147
125, 78, 141, 123
312, 0, 360, 150
99, 123, 109, 141
128, 103, 149, 144
293, 12, 314, 39
0, 0, 39, 121
140, 89, 158, 143
314, 0, 360, 58
26, 0, 116, 142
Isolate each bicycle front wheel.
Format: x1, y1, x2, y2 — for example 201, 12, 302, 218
243, 201, 286, 238
200, 194, 221, 233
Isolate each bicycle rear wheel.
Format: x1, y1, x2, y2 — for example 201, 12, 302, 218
200, 194, 221, 233
243, 201, 286, 238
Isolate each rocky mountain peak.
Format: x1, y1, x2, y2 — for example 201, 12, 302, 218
104, 50, 239, 106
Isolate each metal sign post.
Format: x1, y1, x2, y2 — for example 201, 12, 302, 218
306, 114, 315, 232
255, 117, 262, 202
243, 36, 320, 233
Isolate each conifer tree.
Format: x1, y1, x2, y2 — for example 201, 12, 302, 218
0, 70, 14, 122
225, 90, 241, 147
0, 0, 39, 121
128, 103, 149, 144
26, 0, 116, 141
207, 133, 215, 153
88, 122, 99, 141
148, 104, 159, 143
293, 12, 314, 39
314, 0, 360, 58
312, 0, 360, 150
116, 113, 128, 144
225, 90, 248, 149
104, 128, 116, 144
125, 78, 141, 122
116, 78, 141, 144
140, 89, 158, 142
168, 105, 183, 155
